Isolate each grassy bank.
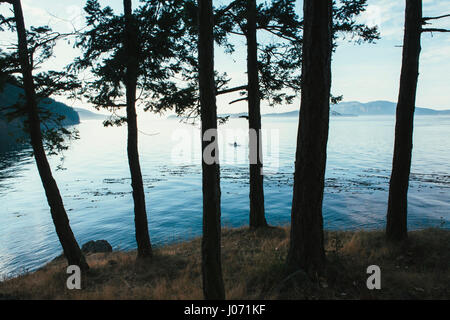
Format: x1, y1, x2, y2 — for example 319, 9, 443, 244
0, 227, 449, 300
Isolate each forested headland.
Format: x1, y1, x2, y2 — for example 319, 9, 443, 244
0, 82, 79, 150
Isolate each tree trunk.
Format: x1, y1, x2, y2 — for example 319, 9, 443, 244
287, 0, 332, 275
386, 0, 422, 242
123, 0, 152, 258
198, 0, 225, 300
246, 0, 267, 229
11, 0, 88, 271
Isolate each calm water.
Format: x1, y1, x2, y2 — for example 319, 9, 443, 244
0, 114, 449, 278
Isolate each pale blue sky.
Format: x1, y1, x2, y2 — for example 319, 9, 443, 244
1, 0, 449, 114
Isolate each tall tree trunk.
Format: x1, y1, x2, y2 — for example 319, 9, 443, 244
198, 0, 225, 300
246, 0, 267, 229
123, 0, 152, 258
11, 0, 88, 270
386, 0, 422, 242
287, 0, 332, 274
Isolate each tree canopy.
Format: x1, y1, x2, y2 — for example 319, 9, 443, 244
71, 0, 186, 126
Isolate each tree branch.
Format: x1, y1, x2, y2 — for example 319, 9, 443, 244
229, 97, 248, 105
227, 10, 247, 36
215, 1, 238, 21
216, 85, 247, 96
31, 31, 73, 52
423, 14, 450, 21
261, 27, 298, 42
93, 103, 127, 108
227, 29, 246, 36
422, 28, 450, 33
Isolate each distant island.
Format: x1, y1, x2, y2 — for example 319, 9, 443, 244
263, 101, 450, 117
263, 109, 353, 117
0, 84, 109, 150
166, 100, 450, 119
332, 100, 450, 116
0, 83, 80, 149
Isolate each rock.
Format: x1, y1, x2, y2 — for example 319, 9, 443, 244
108, 260, 118, 266
81, 240, 112, 253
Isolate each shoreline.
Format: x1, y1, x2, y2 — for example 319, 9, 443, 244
0, 226, 448, 300
2, 222, 448, 282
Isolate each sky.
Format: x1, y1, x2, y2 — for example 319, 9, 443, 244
0, 0, 449, 115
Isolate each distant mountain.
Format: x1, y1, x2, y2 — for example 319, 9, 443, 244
0, 83, 80, 149
167, 100, 450, 120
332, 100, 450, 116
74, 108, 107, 120
255, 101, 450, 118
262, 109, 352, 117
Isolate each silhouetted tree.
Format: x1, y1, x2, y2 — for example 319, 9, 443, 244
0, 20, 82, 153
386, 0, 449, 241
143, 0, 236, 122
122, 0, 152, 258
0, 0, 88, 270
285, 0, 379, 275
198, 0, 225, 300
73, 0, 184, 258
215, 0, 378, 229
287, 0, 332, 275
215, 0, 302, 228
246, 0, 267, 228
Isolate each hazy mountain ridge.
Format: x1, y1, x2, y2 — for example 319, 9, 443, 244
263, 110, 350, 117
250, 101, 450, 118
333, 100, 450, 116
164, 100, 450, 120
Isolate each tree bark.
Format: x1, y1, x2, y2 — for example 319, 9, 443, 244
386, 0, 422, 242
11, 0, 88, 270
287, 0, 332, 274
246, 0, 267, 228
123, 0, 152, 258
198, 0, 225, 300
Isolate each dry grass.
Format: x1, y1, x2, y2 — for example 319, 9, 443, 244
0, 227, 448, 300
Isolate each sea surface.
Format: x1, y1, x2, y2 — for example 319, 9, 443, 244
0, 114, 449, 278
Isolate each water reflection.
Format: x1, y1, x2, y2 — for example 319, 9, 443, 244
0, 115, 449, 278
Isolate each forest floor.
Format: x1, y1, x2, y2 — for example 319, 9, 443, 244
0, 227, 449, 300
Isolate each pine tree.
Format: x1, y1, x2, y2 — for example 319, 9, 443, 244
73, 0, 185, 258
386, 0, 449, 241
198, 0, 225, 300
287, 0, 333, 275
0, 0, 88, 270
